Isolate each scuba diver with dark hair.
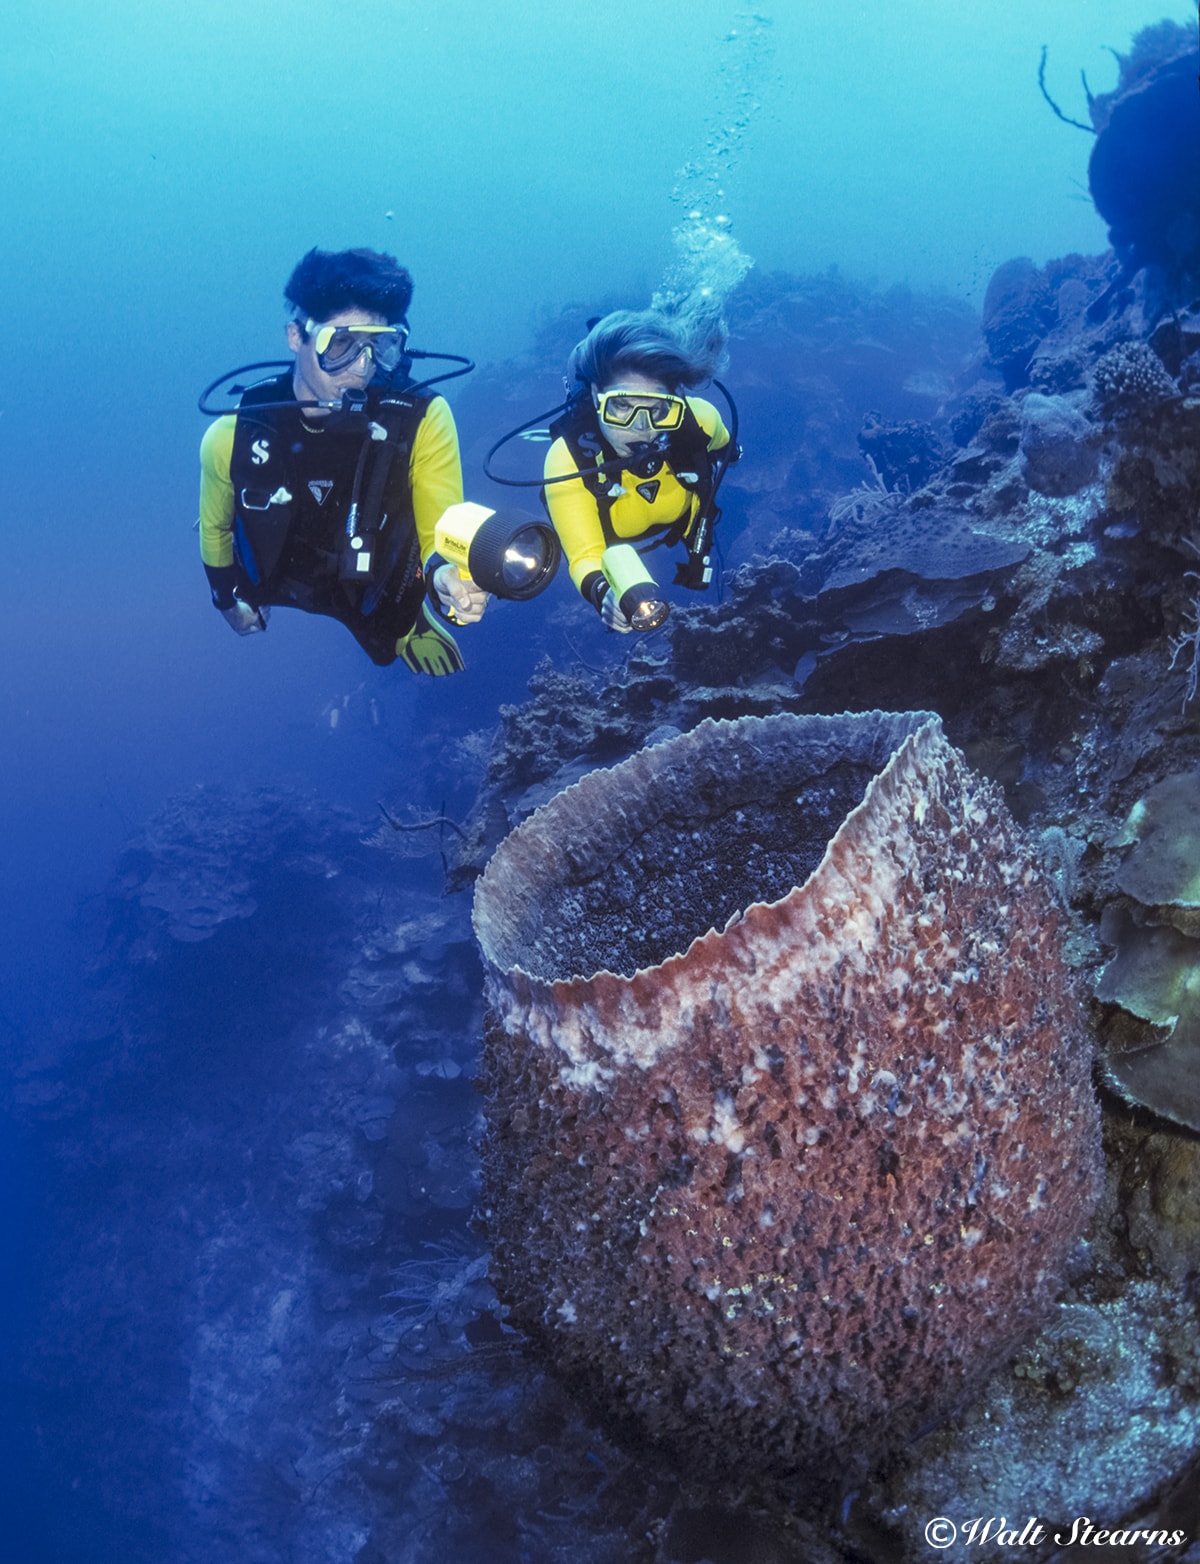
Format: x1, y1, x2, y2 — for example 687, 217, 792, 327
542, 308, 738, 632
198, 246, 488, 673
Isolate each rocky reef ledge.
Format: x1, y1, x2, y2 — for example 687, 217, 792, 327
452, 235, 1200, 1559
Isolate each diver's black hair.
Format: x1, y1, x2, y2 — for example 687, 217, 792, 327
284, 247, 414, 326
566, 307, 728, 392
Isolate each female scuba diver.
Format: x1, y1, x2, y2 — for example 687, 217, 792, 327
542, 309, 738, 632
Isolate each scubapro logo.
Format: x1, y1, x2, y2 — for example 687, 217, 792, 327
250, 438, 270, 465
635, 479, 661, 503
308, 480, 334, 505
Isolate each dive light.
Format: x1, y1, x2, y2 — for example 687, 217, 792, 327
601, 543, 670, 631
434, 502, 561, 600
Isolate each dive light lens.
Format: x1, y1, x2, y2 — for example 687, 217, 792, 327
433, 504, 561, 600
500, 525, 556, 594
625, 594, 670, 632
601, 543, 670, 632
465, 510, 562, 600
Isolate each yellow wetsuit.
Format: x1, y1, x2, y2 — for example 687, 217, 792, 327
543, 395, 730, 599
198, 393, 463, 574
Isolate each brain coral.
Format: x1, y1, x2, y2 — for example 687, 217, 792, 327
473, 712, 1102, 1485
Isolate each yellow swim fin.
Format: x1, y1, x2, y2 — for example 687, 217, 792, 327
396, 601, 466, 676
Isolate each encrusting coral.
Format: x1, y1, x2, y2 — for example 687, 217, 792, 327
1018, 391, 1099, 496
473, 711, 1103, 1488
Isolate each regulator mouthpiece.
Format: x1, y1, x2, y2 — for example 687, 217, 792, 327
601, 543, 670, 632
435, 502, 561, 600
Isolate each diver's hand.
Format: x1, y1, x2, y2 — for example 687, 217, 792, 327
601, 592, 633, 634
432, 563, 488, 625
221, 600, 269, 636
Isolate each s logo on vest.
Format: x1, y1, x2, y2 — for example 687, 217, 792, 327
250, 438, 270, 465
308, 480, 334, 505
635, 479, 661, 504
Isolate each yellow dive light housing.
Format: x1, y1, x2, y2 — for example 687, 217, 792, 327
434, 502, 561, 600
601, 543, 670, 631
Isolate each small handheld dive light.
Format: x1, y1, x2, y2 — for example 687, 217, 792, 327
434, 502, 561, 600
674, 508, 715, 591
601, 543, 670, 632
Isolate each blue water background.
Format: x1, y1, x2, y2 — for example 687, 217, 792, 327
1, 0, 1189, 1032
0, 0, 1193, 1554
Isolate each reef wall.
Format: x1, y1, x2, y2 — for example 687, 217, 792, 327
474, 711, 1102, 1485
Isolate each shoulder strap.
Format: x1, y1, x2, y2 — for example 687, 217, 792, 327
668, 402, 727, 589
359, 388, 435, 616
232, 371, 299, 436
636, 403, 718, 554
670, 402, 717, 511
359, 387, 431, 529
547, 395, 618, 545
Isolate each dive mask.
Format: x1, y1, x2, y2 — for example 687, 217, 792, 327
306, 318, 410, 374
595, 388, 686, 432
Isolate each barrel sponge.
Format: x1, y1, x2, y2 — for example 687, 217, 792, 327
473, 711, 1102, 1483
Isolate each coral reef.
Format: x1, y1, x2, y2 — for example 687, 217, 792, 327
1091, 339, 1179, 419
1111, 770, 1200, 919
449, 229, 1200, 1552
98, 784, 368, 951
1095, 771, 1200, 1132
982, 258, 1058, 391
1096, 909, 1200, 1131
1017, 392, 1099, 497
18, 787, 655, 1564
856, 411, 948, 491
474, 711, 1102, 1488
19, 136, 1200, 1550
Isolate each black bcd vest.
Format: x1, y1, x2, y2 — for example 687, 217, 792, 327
229, 373, 432, 637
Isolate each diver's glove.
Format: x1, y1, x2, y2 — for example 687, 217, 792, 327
601, 590, 634, 634
221, 600, 269, 636
584, 574, 633, 634
396, 601, 465, 675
